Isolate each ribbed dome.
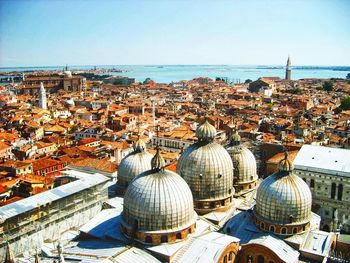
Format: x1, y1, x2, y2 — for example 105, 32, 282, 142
255, 154, 312, 225
122, 168, 197, 233
227, 146, 258, 185
196, 120, 216, 142
177, 142, 234, 202
117, 139, 152, 186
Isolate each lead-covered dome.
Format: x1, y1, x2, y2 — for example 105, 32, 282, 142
122, 149, 197, 244
117, 137, 152, 191
226, 132, 258, 195
177, 120, 234, 214
254, 152, 312, 235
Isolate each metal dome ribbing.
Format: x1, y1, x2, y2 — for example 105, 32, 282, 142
122, 157, 197, 233
177, 121, 234, 204
255, 153, 312, 225
196, 120, 216, 142
228, 146, 258, 185
117, 138, 152, 186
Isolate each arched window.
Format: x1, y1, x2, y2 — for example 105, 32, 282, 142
257, 255, 265, 263
269, 225, 275, 232
331, 183, 336, 199
293, 227, 298, 234
145, 236, 152, 243
338, 184, 343, 201
161, 235, 168, 243
281, 227, 287, 234
176, 232, 182, 239
310, 179, 315, 188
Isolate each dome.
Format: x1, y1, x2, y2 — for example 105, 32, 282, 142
65, 98, 75, 107
196, 120, 216, 142
122, 149, 197, 244
63, 70, 72, 78
117, 138, 152, 189
254, 152, 312, 232
177, 120, 234, 214
226, 132, 258, 194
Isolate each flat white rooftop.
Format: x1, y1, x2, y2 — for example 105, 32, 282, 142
294, 145, 350, 177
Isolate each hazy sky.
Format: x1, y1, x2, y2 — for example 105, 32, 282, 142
0, 0, 349, 67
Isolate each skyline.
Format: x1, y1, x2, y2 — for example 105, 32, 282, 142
1, 0, 350, 67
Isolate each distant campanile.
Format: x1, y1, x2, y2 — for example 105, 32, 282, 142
285, 55, 291, 80
39, 82, 47, 110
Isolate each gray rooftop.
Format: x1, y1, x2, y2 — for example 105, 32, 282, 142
0, 170, 109, 222
294, 145, 350, 177
223, 210, 300, 263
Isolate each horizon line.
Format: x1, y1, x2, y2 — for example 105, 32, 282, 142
1, 63, 350, 69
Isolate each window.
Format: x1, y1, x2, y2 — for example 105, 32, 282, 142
176, 233, 181, 239
338, 184, 343, 201
293, 227, 298, 234
310, 179, 315, 188
257, 255, 265, 263
281, 227, 287, 234
269, 225, 275, 232
331, 183, 336, 199
161, 235, 168, 243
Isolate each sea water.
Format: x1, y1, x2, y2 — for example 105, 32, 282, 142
0, 65, 349, 83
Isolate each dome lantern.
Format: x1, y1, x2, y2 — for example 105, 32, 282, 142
196, 119, 216, 143
230, 131, 241, 146
277, 151, 294, 172
133, 134, 146, 153
151, 147, 165, 172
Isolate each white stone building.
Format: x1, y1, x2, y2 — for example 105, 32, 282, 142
294, 145, 350, 232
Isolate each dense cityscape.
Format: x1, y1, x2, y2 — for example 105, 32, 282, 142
0, 56, 349, 262
1, 0, 350, 262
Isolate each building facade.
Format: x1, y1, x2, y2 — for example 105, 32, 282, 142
294, 145, 350, 232
0, 170, 109, 262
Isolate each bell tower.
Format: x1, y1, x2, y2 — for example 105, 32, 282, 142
285, 55, 291, 80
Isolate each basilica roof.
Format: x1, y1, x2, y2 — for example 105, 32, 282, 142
122, 148, 197, 233
117, 137, 153, 186
177, 120, 233, 202
255, 152, 312, 225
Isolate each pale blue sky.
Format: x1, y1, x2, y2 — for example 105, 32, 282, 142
0, 0, 349, 67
